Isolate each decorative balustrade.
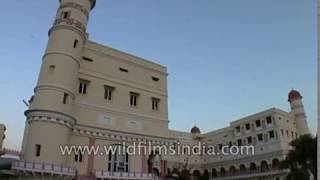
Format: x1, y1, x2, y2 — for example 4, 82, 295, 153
12, 161, 76, 177
210, 169, 290, 180
3, 148, 21, 156
95, 170, 154, 180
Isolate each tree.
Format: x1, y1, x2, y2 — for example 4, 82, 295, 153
281, 134, 317, 180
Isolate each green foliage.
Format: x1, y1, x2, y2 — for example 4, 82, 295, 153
281, 134, 317, 180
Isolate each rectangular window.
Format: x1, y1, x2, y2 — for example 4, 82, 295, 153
83, 57, 93, 62
247, 136, 252, 144
256, 120, 261, 127
286, 130, 289, 137
104, 85, 115, 101
61, 11, 71, 19
266, 116, 272, 124
237, 139, 242, 146
152, 76, 160, 82
63, 93, 68, 104
235, 126, 240, 133
152, 98, 160, 111
49, 65, 55, 71
78, 79, 89, 95
75, 153, 83, 162
281, 129, 284, 137
119, 68, 128, 73
73, 39, 79, 48
291, 131, 294, 138
245, 123, 250, 130
130, 92, 139, 107
269, 130, 275, 138
257, 134, 263, 142
35, 144, 41, 157
218, 144, 223, 150
108, 163, 112, 171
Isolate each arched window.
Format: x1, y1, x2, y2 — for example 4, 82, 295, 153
107, 145, 129, 172
153, 168, 160, 176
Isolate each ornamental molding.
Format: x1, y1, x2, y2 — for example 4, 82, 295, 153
42, 51, 81, 67
74, 101, 168, 122
49, 18, 87, 41
59, 2, 89, 18
53, 18, 86, 32
25, 109, 76, 128
202, 150, 286, 168
72, 124, 176, 146
59, 0, 96, 10
34, 84, 76, 99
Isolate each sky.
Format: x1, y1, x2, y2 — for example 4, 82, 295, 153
0, 0, 317, 150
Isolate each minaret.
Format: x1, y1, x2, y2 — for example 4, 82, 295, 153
0, 124, 6, 156
22, 0, 96, 165
288, 89, 310, 135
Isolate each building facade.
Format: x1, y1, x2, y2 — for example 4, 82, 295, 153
11, 0, 310, 180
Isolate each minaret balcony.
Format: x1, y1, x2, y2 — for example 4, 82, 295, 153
48, 18, 87, 40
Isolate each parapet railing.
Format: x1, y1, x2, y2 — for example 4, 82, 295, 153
12, 161, 76, 177
95, 170, 155, 179
2, 148, 21, 156
210, 169, 290, 180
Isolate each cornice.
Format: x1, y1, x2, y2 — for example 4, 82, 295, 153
59, 0, 96, 10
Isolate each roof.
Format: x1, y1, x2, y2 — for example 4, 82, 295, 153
85, 41, 167, 74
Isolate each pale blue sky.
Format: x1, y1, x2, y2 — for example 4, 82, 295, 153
0, 0, 316, 149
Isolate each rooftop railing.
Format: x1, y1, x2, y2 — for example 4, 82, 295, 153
12, 161, 76, 177
95, 170, 154, 179
210, 169, 290, 180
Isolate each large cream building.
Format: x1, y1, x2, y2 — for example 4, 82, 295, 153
11, 0, 310, 180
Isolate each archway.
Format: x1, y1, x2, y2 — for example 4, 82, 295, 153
172, 168, 180, 174
250, 163, 257, 173
220, 167, 226, 177
261, 160, 269, 172
181, 169, 190, 180
193, 170, 201, 177
204, 169, 209, 177
272, 158, 280, 169
152, 168, 160, 176
167, 168, 171, 175
212, 168, 218, 178
107, 144, 129, 172
229, 166, 236, 176
239, 164, 246, 174
147, 151, 161, 175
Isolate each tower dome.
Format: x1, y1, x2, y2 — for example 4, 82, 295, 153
191, 126, 201, 134
288, 89, 302, 102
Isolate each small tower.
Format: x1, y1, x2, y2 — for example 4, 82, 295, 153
191, 126, 201, 140
21, 0, 96, 165
288, 89, 310, 135
0, 124, 6, 156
